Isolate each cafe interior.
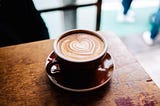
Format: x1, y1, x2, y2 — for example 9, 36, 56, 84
0, 0, 160, 105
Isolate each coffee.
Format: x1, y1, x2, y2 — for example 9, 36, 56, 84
57, 33, 105, 61
51, 29, 108, 82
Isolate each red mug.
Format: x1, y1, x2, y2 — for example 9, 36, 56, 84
47, 29, 108, 80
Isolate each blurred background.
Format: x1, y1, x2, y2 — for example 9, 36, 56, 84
33, 0, 159, 38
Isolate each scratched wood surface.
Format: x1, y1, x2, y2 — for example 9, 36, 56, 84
0, 31, 160, 106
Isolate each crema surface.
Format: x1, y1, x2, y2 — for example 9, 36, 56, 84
57, 33, 105, 61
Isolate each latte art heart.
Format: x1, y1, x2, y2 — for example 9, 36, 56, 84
70, 40, 95, 54
57, 33, 105, 61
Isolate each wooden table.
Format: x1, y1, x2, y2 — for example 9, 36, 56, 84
0, 31, 160, 106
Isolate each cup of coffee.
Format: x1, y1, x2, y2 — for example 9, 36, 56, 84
47, 29, 108, 81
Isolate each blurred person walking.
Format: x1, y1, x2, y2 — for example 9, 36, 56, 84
117, 0, 135, 23
142, 8, 160, 46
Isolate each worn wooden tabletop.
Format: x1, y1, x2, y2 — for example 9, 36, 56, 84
0, 31, 160, 106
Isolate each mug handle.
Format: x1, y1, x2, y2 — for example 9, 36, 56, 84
98, 52, 113, 70
46, 58, 61, 77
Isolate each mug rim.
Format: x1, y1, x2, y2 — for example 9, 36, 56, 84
53, 29, 108, 63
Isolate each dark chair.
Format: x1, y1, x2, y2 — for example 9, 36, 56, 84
0, 0, 49, 47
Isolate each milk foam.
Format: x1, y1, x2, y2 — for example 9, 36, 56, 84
57, 33, 105, 61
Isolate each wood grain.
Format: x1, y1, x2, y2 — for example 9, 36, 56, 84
0, 32, 160, 106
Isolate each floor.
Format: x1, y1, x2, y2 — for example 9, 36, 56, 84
101, 0, 159, 37
120, 33, 160, 88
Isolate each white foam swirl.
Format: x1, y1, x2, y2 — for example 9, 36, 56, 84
57, 33, 105, 61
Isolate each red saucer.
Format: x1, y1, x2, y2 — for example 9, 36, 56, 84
45, 51, 114, 92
